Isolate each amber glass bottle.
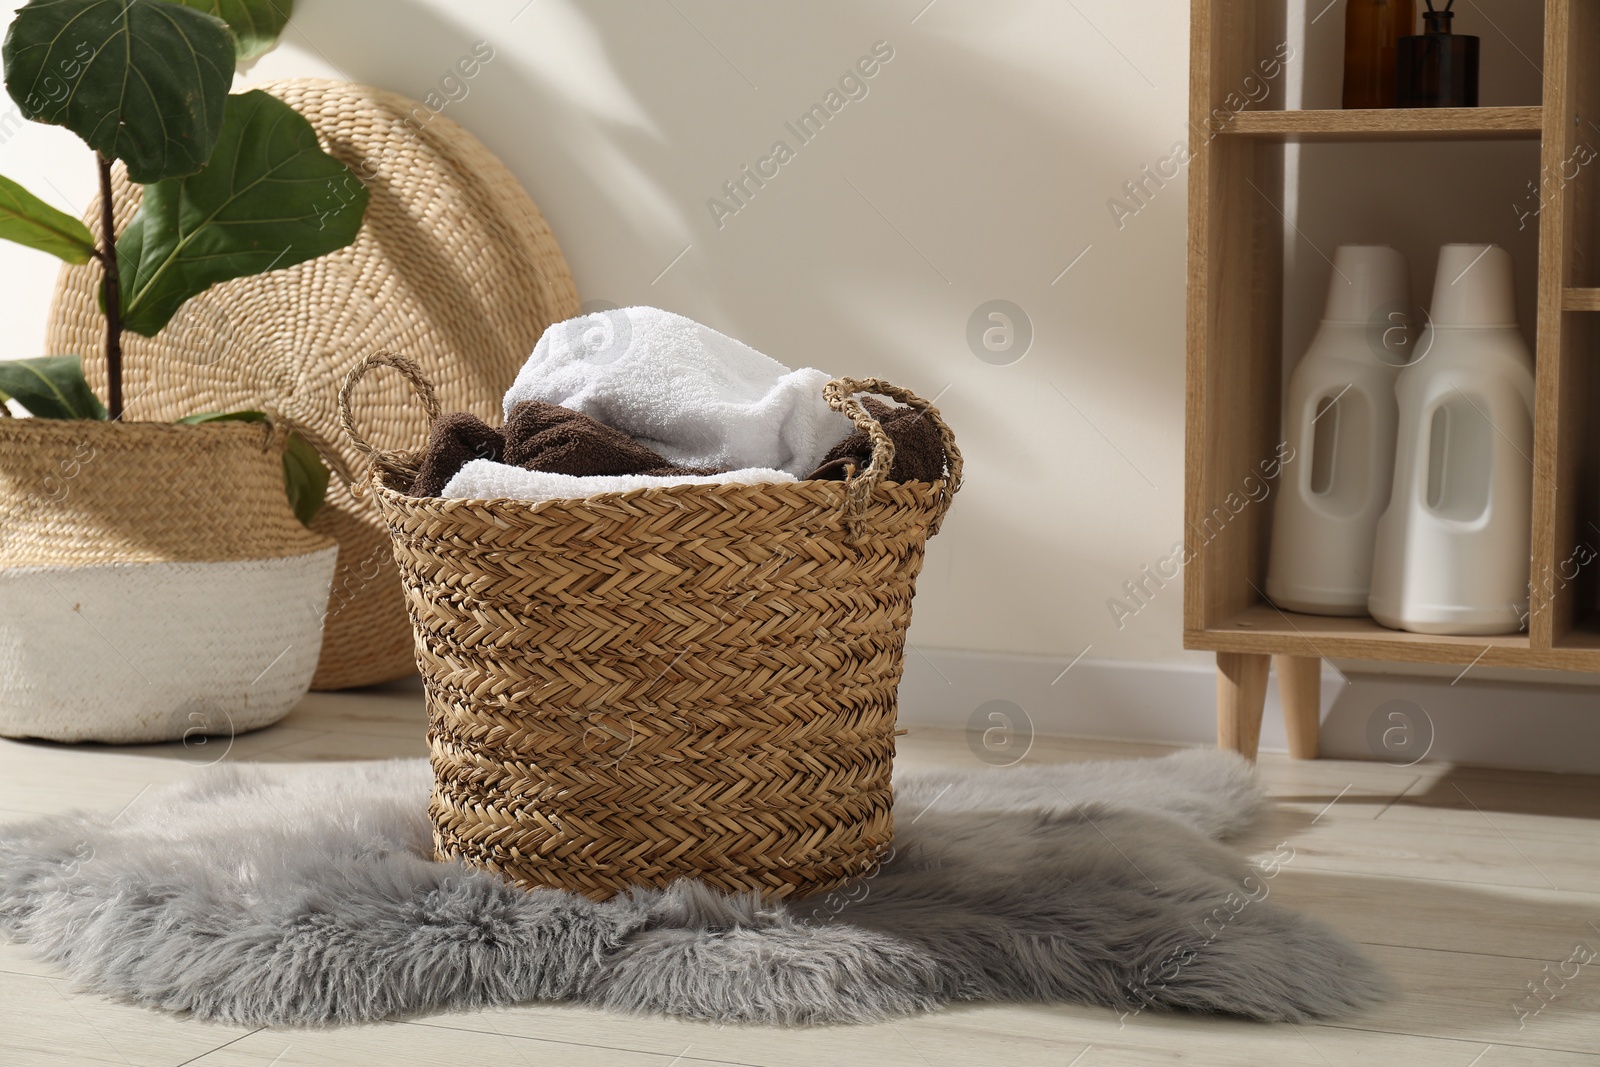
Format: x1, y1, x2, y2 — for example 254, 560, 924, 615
1343, 0, 1416, 108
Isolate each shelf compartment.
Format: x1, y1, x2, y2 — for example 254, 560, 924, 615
1555, 616, 1600, 652
1186, 605, 1600, 672
1221, 106, 1544, 142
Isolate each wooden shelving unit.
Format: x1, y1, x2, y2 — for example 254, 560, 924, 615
1186, 0, 1600, 759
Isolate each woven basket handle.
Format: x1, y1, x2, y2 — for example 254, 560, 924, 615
822, 377, 964, 541
337, 351, 441, 490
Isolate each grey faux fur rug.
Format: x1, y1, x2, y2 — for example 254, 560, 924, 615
0, 750, 1389, 1027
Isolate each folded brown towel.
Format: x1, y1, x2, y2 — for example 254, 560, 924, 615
410, 412, 505, 497
808, 397, 947, 483
503, 401, 708, 478
408, 402, 708, 496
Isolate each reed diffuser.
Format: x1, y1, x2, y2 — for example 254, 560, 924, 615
1397, 0, 1480, 107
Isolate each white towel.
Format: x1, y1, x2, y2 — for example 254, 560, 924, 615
503, 307, 856, 477
440, 459, 796, 503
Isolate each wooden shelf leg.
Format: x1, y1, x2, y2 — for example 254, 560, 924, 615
1216, 651, 1270, 760
1273, 654, 1322, 760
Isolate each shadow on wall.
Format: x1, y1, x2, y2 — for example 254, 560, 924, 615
1319, 670, 1600, 776
281, 0, 1179, 415
283, 0, 1158, 348
271, 0, 1194, 659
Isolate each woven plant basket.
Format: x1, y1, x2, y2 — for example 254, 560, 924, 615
338, 352, 963, 901
0, 417, 337, 743
45, 78, 580, 690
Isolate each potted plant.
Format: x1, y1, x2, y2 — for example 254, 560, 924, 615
0, 0, 369, 743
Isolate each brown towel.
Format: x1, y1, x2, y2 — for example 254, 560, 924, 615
808, 397, 947, 483
408, 402, 708, 496
503, 401, 708, 478
409, 412, 504, 497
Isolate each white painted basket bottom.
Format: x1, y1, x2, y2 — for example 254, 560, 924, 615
0, 547, 339, 743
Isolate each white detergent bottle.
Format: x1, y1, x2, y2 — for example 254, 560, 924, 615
1368, 244, 1534, 635
1267, 245, 1410, 615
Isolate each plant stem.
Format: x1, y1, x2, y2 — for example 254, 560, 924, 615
97, 154, 122, 421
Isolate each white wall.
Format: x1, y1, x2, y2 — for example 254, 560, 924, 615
0, 0, 1200, 671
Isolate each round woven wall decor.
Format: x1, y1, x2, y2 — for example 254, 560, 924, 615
46, 78, 580, 689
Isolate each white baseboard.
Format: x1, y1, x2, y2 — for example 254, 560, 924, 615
897, 647, 1600, 777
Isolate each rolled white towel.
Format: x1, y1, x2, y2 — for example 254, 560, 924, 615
503, 307, 856, 477
440, 459, 796, 503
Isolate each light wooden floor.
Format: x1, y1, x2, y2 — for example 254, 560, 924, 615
2, 683, 1598, 1066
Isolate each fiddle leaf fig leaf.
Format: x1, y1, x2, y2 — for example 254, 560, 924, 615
167, 0, 293, 62
0, 356, 107, 419
173, 408, 267, 425
2, 0, 234, 183
0, 173, 96, 263
117, 89, 369, 337
176, 408, 330, 525
281, 429, 330, 524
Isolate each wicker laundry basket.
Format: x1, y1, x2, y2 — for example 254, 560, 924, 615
338, 352, 962, 901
